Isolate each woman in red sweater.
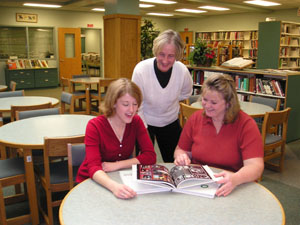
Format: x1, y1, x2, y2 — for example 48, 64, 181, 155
77, 78, 156, 199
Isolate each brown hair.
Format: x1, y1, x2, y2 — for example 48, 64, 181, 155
152, 29, 184, 61
100, 78, 142, 117
201, 73, 240, 123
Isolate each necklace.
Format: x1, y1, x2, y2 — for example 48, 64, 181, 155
108, 118, 124, 143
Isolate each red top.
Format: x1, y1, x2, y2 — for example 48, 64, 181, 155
76, 115, 156, 182
178, 110, 263, 172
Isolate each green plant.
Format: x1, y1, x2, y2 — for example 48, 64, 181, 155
141, 19, 160, 60
188, 38, 216, 66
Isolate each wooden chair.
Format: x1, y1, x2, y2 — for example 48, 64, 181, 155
61, 77, 71, 92
179, 102, 199, 127
67, 143, 86, 189
249, 95, 281, 131
0, 90, 24, 98
262, 107, 291, 172
61, 92, 77, 114
9, 81, 17, 91
10, 102, 52, 122
90, 78, 116, 115
0, 157, 33, 225
35, 135, 85, 225
16, 107, 61, 120
69, 80, 88, 114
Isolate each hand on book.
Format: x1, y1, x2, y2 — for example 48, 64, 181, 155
174, 149, 191, 166
112, 182, 137, 199
214, 170, 237, 197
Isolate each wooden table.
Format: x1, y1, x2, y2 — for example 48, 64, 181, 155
191, 100, 273, 118
70, 77, 115, 114
0, 114, 94, 224
0, 85, 7, 91
0, 96, 59, 113
59, 164, 285, 225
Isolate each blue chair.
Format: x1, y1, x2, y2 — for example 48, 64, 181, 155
16, 107, 61, 120
0, 90, 24, 98
67, 143, 86, 189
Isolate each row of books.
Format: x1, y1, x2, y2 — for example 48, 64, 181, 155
281, 24, 300, 35
242, 49, 258, 58
235, 76, 285, 97
190, 71, 285, 97
280, 36, 299, 46
196, 31, 258, 41
7, 59, 48, 70
279, 58, 300, 68
243, 40, 258, 49
280, 47, 300, 57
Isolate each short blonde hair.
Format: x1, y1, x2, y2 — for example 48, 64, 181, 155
152, 29, 184, 61
100, 78, 142, 117
201, 73, 240, 123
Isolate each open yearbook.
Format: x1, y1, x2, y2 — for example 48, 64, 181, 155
221, 57, 254, 69
120, 164, 221, 198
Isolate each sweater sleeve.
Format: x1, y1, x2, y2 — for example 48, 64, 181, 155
135, 116, 157, 165
178, 63, 193, 101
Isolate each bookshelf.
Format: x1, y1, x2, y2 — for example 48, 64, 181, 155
195, 30, 258, 67
257, 21, 300, 70
187, 66, 300, 142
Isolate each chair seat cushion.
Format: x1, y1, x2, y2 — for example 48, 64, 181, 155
36, 161, 78, 184
265, 134, 282, 145
0, 158, 25, 178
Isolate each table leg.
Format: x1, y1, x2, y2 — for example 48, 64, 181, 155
85, 85, 91, 115
23, 148, 39, 225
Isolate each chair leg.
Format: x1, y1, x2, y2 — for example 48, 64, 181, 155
0, 182, 7, 225
46, 190, 54, 225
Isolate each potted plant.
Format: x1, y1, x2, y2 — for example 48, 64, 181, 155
188, 38, 216, 67
141, 19, 160, 60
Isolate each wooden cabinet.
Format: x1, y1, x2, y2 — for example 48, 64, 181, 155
257, 21, 300, 70
103, 14, 141, 79
5, 68, 58, 89
188, 66, 300, 142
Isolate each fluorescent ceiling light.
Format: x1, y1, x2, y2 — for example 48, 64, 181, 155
244, 0, 281, 6
140, 0, 176, 5
147, 12, 174, 16
175, 8, 206, 13
139, 4, 155, 8
92, 8, 105, 11
23, 3, 62, 8
199, 6, 230, 11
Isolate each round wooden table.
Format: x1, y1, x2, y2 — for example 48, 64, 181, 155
192, 101, 273, 118
59, 164, 285, 225
0, 96, 59, 112
0, 114, 94, 225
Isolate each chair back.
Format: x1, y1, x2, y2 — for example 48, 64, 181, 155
261, 107, 291, 143
61, 92, 75, 114
179, 102, 199, 127
10, 81, 17, 91
72, 74, 90, 79
67, 143, 86, 188
10, 102, 52, 122
261, 107, 291, 172
0, 90, 24, 98
250, 95, 280, 111
16, 107, 61, 120
61, 77, 70, 92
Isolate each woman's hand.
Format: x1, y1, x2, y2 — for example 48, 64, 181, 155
214, 171, 237, 197
112, 183, 137, 199
174, 151, 191, 166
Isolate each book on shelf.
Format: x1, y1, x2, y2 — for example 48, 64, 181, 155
221, 57, 254, 69
120, 164, 221, 199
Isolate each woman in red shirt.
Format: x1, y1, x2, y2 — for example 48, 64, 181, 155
174, 73, 264, 197
77, 78, 156, 199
